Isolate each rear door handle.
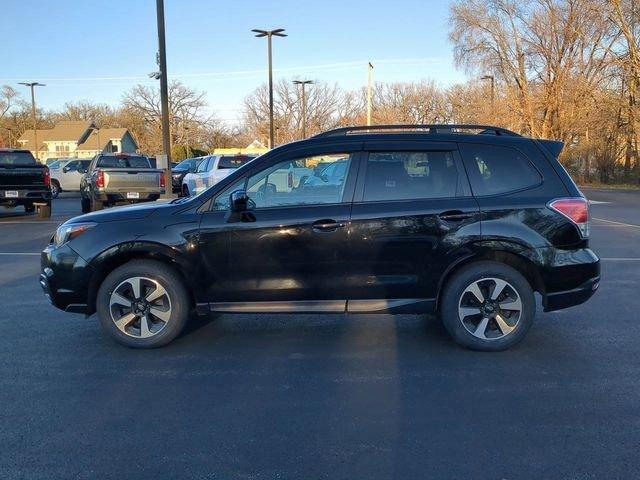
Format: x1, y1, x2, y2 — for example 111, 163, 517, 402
438, 210, 474, 221
312, 219, 345, 232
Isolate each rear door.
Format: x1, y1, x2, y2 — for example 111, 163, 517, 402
347, 141, 480, 311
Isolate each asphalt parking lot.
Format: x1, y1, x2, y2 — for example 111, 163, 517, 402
1, 189, 639, 479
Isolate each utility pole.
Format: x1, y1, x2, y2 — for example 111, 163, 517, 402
155, 0, 172, 191
252, 28, 287, 149
367, 62, 374, 126
293, 80, 313, 139
18, 82, 45, 161
481, 75, 495, 118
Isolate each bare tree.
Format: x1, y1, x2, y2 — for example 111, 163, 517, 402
122, 80, 209, 154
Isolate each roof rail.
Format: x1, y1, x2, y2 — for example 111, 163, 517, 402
313, 124, 521, 138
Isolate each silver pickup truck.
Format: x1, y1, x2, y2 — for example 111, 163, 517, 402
80, 154, 165, 212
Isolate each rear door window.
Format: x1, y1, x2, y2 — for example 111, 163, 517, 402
459, 143, 542, 196
362, 151, 459, 202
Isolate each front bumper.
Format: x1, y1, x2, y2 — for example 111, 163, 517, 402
40, 243, 93, 314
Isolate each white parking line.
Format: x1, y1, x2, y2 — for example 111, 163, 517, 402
589, 200, 611, 205
601, 257, 640, 261
0, 252, 40, 256
0, 221, 60, 224
593, 217, 640, 229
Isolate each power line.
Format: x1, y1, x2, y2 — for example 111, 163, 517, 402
0, 58, 444, 84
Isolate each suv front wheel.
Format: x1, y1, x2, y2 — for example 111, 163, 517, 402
440, 261, 535, 351
96, 260, 190, 348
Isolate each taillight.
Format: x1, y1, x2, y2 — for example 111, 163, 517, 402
43, 167, 50, 186
96, 169, 105, 188
548, 197, 590, 238
160, 172, 166, 189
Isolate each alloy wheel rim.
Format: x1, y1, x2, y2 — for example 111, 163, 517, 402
109, 276, 172, 338
458, 277, 522, 340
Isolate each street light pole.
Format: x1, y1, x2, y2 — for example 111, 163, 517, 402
367, 62, 374, 126
252, 28, 287, 149
18, 82, 45, 161
481, 75, 495, 117
156, 0, 173, 191
293, 80, 313, 139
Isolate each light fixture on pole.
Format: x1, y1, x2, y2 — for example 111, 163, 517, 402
293, 80, 313, 139
252, 28, 287, 149
18, 82, 45, 161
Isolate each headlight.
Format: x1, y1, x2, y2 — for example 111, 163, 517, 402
53, 222, 97, 247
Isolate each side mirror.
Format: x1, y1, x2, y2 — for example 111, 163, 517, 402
62, 166, 69, 173
229, 190, 254, 212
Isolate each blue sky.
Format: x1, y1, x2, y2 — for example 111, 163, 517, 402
2, 0, 467, 123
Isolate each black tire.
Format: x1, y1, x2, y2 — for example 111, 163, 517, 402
81, 196, 91, 214
24, 203, 35, 214
96, 260, 191, 348
37, 202, 52, 218
51, 180, 61, 199
90, 198, 103, 211
440, 261, 535, 351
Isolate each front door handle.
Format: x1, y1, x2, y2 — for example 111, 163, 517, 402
438, 210, 474, 221
312, 219, 345, 232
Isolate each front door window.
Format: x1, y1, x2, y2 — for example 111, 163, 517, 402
246, 153, 351, 208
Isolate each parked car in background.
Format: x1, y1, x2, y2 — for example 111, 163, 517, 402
41, 124, 600, 350
50, 159, 91, 198
182, 154, 257, 196
0, 149, 51, 217
80, 153, 165, 212
171, 157, 204, 194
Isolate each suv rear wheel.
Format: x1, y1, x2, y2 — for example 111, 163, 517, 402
96, 260, 190, 348
440, 261, 535, 351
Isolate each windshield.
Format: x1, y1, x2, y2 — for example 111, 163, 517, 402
176, 158, 199, 169
218, 155, 255, 169
0, 151, 37, 166
96, 156, 150, 168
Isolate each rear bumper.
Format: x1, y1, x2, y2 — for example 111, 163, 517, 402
94, 191, 162, 204
541, 247, 600, 312
544, 275, 600, 312
0, 189, 51, 205
40, 243, 93, 314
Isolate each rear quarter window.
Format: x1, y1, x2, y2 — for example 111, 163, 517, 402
459, 143, 542, 196
96, 156, 150, 168
0, 151, 37, 166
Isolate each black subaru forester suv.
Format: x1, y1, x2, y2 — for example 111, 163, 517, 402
41, 125, 600, 351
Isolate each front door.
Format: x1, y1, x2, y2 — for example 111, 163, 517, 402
347, 141, 480, 312
198, 145, 361, 311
